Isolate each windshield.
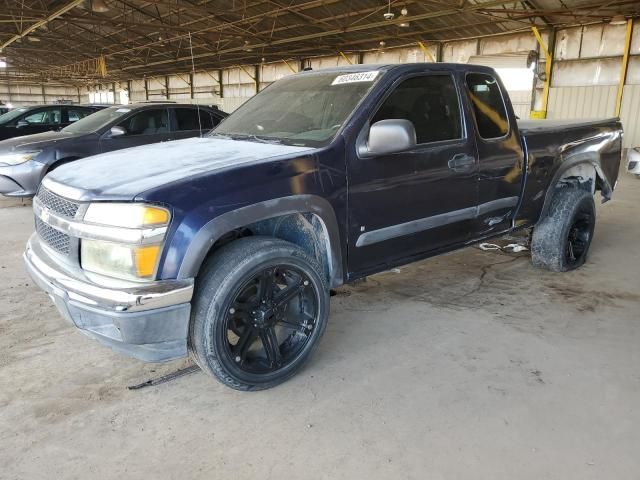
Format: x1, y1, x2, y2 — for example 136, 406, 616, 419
213, 70, 383, 147
62, 106, 133, 134
0, 108, 29, 125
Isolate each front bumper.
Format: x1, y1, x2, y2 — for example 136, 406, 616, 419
24, 234, 194, 362
0, 160, 46, 197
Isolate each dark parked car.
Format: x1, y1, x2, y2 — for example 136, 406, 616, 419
25, 64, 622, 390
0, 103, 226, 197
0, 104, 105, 142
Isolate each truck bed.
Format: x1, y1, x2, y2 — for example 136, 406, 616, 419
515, 116, 622, 226
517, 117, 619, 135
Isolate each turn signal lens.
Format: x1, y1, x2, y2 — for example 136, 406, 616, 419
143, 207, 169, 226
134, 245, 161, 278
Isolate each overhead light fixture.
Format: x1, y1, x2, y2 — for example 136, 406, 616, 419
244, 40, 253, 52
401, 7, 408, 16
82, 0, 109, 12
609, 15, 627, 25
399, 22, 410, 28
28, 37, 41, 42
383, 0, 394, 20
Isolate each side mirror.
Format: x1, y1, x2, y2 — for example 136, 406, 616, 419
16, 120, 29, 128
110, 126, 127, 137
367, 119, 417, 155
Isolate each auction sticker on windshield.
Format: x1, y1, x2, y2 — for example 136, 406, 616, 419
331, 71, 380, 85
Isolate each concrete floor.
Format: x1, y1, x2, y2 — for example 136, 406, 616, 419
1, 175, 639, 480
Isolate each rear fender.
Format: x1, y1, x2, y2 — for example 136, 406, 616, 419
538, 153, 609, 222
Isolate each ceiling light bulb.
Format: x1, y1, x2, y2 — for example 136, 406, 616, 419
401, 7, 408, 16
399, 22, 410, 28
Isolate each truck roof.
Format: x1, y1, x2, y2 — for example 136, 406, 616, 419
297, 62, 497, 75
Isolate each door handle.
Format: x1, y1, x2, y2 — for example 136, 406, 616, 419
448, 154, 476, 172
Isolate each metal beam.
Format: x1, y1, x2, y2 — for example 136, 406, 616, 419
0, 0, 85, 52
121, 0, 521, 72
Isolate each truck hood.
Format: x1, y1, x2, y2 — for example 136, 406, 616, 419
44, 136, 314, 201
0, 130, 85, 153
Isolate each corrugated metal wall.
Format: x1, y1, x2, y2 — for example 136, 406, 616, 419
620, 85, 640, 148
0, 81, 85, 106
547, 86, 618, 119
547, 22, 640, 147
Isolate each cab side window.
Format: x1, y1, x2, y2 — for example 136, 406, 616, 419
119, 109, 169, 135
23, 108, 62, 125
465, 73, 509, 139
371, 75, 462, 144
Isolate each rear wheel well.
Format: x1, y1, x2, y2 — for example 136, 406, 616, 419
198, 212, 334, 284
555, 163, 597, 194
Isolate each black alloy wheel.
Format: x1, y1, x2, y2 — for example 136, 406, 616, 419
223, 265, 318, 374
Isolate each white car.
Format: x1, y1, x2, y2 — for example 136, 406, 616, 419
628, 148, 640, 177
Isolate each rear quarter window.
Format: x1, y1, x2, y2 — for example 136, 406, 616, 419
466, 73, 509, 139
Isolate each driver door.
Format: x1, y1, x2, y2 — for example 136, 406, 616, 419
347, 73, 479, 275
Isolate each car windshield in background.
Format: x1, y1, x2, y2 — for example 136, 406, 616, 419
61, 106, 133, 134
0, 108, 29, 125
213, 70, 383, 147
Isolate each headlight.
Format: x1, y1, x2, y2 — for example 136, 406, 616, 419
0, 150, 41, 166
81, 240, 162, 280
80, 203, 170, 281
84, 203, 169, 228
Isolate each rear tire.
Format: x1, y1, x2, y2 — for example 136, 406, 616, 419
531, 187, 595, 272
189, 236, 329, 391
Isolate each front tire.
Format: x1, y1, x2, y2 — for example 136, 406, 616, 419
531, 187, 596, 272
189, 237, 329, 391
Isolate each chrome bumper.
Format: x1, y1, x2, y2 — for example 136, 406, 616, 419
24, 234, 194, 362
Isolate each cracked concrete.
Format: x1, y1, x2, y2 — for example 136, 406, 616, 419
1, 175, 639, 480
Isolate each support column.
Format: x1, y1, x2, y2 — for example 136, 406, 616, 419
531, 26, 554, 118
615, 18, 633, 118
254, 64, 260, 94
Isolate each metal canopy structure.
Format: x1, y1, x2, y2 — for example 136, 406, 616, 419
0, 0, 638, 84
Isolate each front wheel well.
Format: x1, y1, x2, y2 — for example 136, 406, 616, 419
197, 212, 336, 286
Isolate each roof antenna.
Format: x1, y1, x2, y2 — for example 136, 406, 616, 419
188, 32, 203, 136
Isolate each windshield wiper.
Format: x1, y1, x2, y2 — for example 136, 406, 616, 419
227, 133, 283, 145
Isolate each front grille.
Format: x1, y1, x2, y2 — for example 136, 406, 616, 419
35, 217, 70, 255
36, 186, 80, 218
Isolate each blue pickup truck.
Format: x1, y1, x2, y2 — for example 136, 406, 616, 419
25, 63, 622, 390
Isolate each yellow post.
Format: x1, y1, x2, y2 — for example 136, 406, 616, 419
615, 18, 633, 118
417, 41, 436, 62
531, 26, 552, 118
282, 58, 297, 74
339, 51, 353, 65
